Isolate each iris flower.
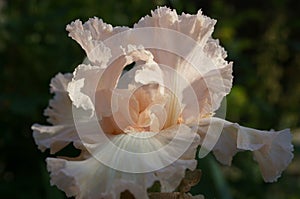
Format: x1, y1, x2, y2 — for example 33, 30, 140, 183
32, 7, 293, 199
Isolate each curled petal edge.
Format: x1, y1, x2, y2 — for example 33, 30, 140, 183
198, 117, 294, 182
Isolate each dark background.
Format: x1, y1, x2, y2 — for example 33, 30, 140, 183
1, 0, 299, 198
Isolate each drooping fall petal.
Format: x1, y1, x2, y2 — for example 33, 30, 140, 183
32, 73, 80, 154
198, 117, 293, 182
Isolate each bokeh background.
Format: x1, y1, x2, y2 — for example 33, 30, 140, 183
1, 0, 299, 198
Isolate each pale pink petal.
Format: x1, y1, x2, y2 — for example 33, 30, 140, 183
239, 128, 294, 182
99, 88, 140, 134
47, 157, 150, 199
67, 64, 104, 114
134, 7, 232, 116
153, 124, 200, 192
134, 64, 187, 130
134, 7, 215, 45
132, 84, 162, 112
134, 60, 164, 86
44, 73, 73, 124
155, 160, 197, 192
32, 73, 80, 154
80, 124, 199, 173
75, 17, 128, 41
197, 117, 294, 182
204, 38, 229, 67
99, 45, 159, 90
182, 63, 233, 121
66, 18, 128, 66
134, 7, 217, 79
32, 124, 78, 154
137, 103, 167, 132
94, 45, 164, 121
47, 123, 200, 198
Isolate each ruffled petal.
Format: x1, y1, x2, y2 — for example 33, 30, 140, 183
32, 73, 80, 154
94, 45, 164, 121
182, 62, 233, 121
79, 123, 200, 174
197, 117, 294, 182
32, 124, 78, 154
68, 17, 129, 42
134, 7, 218, 77
47, 124, 200, 198
100, 44, 159, 90
134, 7, 232, 115
47, 156, 197, 199
134, 59, 164, 86
239, 128, 294, 182
66, 18, 128, 66
134, 7, 215, 45
44, 73, 73, 124
47, 157, 151, 199
67, 64, 104, 114
155, 159, 197, 192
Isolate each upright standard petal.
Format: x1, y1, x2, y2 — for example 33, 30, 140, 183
135, 7, 233, 117
67, 64, 104, 114
66, 18, 128, 66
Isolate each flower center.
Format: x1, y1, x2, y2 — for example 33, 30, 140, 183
99, 84, 183, 134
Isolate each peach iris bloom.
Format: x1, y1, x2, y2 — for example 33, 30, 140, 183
32, 7, 293, 199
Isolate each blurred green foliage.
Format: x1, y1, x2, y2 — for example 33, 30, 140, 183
1, 0, 299, 198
